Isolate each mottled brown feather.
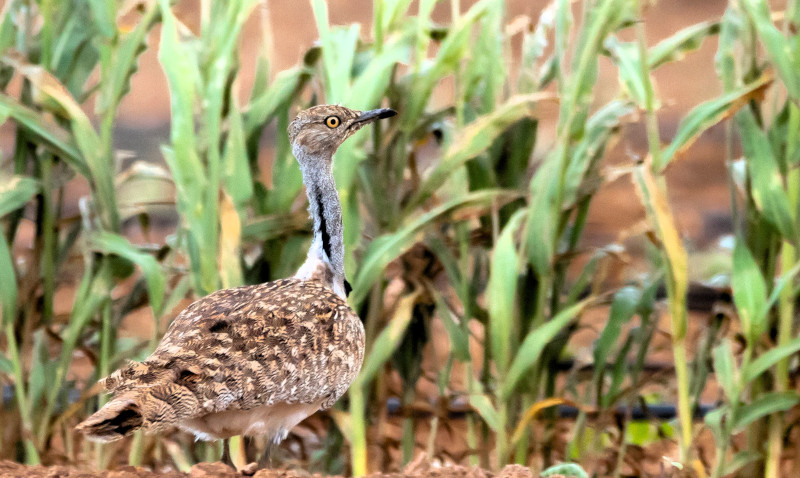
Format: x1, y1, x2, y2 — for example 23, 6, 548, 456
77, 278, 364, 442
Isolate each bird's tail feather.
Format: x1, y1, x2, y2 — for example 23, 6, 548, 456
76, 383, 201, 442
75, 392, 143, 443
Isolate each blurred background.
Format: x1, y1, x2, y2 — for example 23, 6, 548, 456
0, 0, 798, 477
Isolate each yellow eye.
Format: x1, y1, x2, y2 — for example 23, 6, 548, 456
325, 116, 340, 128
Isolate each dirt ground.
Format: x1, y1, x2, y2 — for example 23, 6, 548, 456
0, 460, 545, 478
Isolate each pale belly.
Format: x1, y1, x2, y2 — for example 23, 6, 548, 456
177, 400, 323, 442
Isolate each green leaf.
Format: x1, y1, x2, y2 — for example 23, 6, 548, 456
0, 175, 38, 217
606, 37, 646, 106
2, 53, 116, 227
487, 210, 525, 374
89, 231, 166, 317
660, 75, 772, 168
732, 239, 768, 342
311, 0, 359, 103
346, 40, 409, 110
376, 0, 413, 34
408, 93, 549, 211
433, 292, 470, 361
97, 2, 159, 118
564, 101, 634, 204
242, 212, 308, 241
350, 189, 518, 306
501, 299, 589, 400
740, 0, 800, 99
0, 95, 86, 176
223, 102, 253, 207
738, 109, 796, 242
541, 463, 588, 478
712, 340, 739, 402
244, 68, 306, 140
518, 2, 556, 92
592, 286, 640, 394
469, 393, 500, 431
733, 391, 800, 432
723, 451, 763, 477
0, 353, 12, 375
714, 6, 743, 90
354, 291, 420, 384
705, 407, 727, 443
525, 175, 555, 276
648, 20, 720, 69
87, 0, 116, 38
0, 235, 17, 326
158, 0, 204, 199
743, 335, 800, 383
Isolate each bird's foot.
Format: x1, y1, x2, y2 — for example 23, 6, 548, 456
238, 462, 258, 476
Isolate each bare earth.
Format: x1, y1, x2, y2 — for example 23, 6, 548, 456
0, 460, 548, 478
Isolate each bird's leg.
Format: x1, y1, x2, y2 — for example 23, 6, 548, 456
257, 439, 275, 469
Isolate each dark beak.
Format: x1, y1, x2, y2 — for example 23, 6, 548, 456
354, 108, 397, 124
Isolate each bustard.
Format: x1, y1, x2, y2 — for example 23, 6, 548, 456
76, 105, 396, 461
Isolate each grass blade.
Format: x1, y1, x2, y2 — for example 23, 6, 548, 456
732, 238, 768, 342
660, 74, 773, 168
500, 299, 589, 400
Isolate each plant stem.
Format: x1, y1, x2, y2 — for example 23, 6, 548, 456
4, 321, 40, 464
350, 383, 367, 477
40, 155, 55, 324
634, 2, 692, 464
496, 401, 509, 467
766, 108, 800, 477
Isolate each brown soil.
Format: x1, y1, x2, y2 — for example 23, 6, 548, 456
0, 460, 544, 478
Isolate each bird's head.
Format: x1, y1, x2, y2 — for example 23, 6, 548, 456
288, 105, 397, 161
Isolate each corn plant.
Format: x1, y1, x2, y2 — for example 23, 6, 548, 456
704, 1, 800, 477
2, 0, 800, 475
0, 0, 165, 466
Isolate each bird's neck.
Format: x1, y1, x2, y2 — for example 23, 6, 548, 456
293, 147, 347, 299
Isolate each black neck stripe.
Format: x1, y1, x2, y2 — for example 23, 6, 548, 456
315, 193, 332, 260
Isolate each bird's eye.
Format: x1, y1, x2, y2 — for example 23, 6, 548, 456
325, 116, 341, 128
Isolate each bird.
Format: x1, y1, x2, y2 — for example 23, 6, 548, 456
76, 105, 397, 464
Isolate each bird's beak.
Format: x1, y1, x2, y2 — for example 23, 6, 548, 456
353, 108, 397, 125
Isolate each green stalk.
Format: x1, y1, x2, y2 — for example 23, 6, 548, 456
634, 4, 692, 463
513, 395, 532, 464
712, 347, 752, 478
766, 107, 800, 478
37, 262, 109, 445
496, 401, 509, 467
458, 228, 480, 467
40, 155, 55, 324
350, 383, 368, 477
4, 321, 40, 464
552, 0, 616, 218
128, 431, 145, 466
95, 300, 113, 468
465, 362, 479, 467
350, 281, 385, 475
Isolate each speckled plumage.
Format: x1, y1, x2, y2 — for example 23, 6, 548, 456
76, 105, 396, 445
76, 279, 363, 442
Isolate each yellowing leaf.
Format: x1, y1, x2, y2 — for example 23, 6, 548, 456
218, 191, 244, 289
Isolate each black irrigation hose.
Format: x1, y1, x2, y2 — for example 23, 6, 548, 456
384, 396, 716, 422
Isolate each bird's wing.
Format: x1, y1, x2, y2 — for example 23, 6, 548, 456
102, 278, 364, 417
